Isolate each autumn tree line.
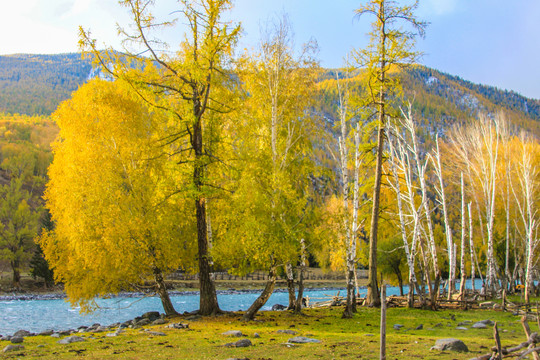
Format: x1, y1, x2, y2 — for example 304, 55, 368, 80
0, 0, 538, 320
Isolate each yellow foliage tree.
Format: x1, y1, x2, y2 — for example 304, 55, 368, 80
39, 80, 196, 315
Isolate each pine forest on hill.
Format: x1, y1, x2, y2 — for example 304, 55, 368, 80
0, 0, 539, 324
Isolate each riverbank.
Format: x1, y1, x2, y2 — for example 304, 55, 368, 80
0, 305, 532, 359
0, 286, 349, 302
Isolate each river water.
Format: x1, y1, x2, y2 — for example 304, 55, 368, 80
0, 280, 483, 336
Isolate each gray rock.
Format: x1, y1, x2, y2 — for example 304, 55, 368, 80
288, 336, 321, 344
253, 333, 260, 338
12, 330, 32, 337
393, 324, 404, 330
91, 326, 109, 333
166, 323, 189, 329
10, 337, 24, 344
272, 304, 287, 311
224, 339, 252, 348
38, 329, 54, 336
106, 333, 119, 337
457, 321, 471, 326
135, 318, 151, 326
152, 318, 167, 325
478, 319, 495, 326
472, 322, 487, 329
142, 311, 160, 319
58, 336, 86, 344
277, 329, 298, 335
222, 330, 243, 337
431, 338, 468, 352
456, 327, 468, 330
146, 331, 166, 336
50, 333, 60, 338
3, 344, 24, 353
415, 324, 423, 330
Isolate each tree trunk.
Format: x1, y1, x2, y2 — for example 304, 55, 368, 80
154, 268, 178, 316
366, 122, 383, 307
468, 203, 476, 292
193, 121, 220, 316
11, 259, 21, 289
397, 272, 404, 297
459, 174, 467, 300
343, 266, 356, 318
295, 238, 307, 314
243, 267, 277, 321
295, 266, 305, 314
407, 280, 415, 308
286, 262, 296, 310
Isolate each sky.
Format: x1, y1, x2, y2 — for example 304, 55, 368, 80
0, 0, 539, 99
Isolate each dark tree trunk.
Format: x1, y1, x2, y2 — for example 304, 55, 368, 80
397, 272, 404, 297
11, 259, 21, 289
193, 119, 220, 316
287, 278, 296, 310
286, 263, 296, 310
243, 267, 276, 321
154, 268, 178, 316
407, 280, 414, 308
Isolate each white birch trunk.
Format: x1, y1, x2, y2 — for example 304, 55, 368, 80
459, 173, 467, 299
402, 106, 440, 295
432, 137, 454, 299
386, 122, 422, 306
511, 133, 539, 304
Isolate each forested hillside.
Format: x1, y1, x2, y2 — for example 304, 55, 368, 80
0, 53, 92, 115
1, 54, 539, 138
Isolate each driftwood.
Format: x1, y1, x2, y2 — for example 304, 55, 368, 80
470, 318, 540, 360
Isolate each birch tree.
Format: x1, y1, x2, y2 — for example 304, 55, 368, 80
431, 136, 455, 299
450, 114, 501, 293
511, 133, 539, 303
334, 71, 366, 318
353, 0, 427, 306
214, 15, 318, 321
386, 120, 423, 307
398, 104, 440, 307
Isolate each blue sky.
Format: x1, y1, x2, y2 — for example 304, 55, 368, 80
1, 0, 538, 99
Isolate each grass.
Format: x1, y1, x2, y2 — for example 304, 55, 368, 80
1, 305, 534, 359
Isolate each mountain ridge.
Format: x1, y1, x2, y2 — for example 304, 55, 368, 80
0, 53, 538, 136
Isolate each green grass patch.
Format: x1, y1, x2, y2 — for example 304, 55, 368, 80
1, 306, 533, 359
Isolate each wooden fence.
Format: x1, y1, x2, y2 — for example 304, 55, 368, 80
167, 269, 368, 281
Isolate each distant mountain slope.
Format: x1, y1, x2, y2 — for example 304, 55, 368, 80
0, 53, 92, 115
0, 53, 538, 137
402, 66, 540, 136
